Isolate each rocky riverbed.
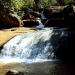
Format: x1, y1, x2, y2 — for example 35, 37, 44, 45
0, 5, 75, 75
0, 62, 75, 75
0, 27, 75, 75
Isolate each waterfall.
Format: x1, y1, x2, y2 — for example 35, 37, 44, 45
36, 18, 44, 29
41, 11, 47, 20
36, 11, 47, 29
0, 28, 69, 64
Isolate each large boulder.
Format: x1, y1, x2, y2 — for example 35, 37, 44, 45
45, 18, 64, 27
23, 20, 39, 27
43, 7, 64, 19
43, 5, 74, 18
0, 9, 21, 29
22, 11, 40, 20
22, 11, 41, 27
62, 4, 74, 16
44, 5, 75, 28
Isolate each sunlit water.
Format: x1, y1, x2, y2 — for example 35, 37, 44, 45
0, 27, 69, 64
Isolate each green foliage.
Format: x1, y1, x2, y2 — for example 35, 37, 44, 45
64, 0, 74, 4
40, 0, 57, 7
0, 0, 75, 16
0, 0, 11, 8
0, 0, 34, 11
11, 0, 25, 11
24, 0, 34, 8
40, 0, 50, 7
0, 0, 75, 11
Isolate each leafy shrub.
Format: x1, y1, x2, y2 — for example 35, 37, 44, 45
64, 0, 74, 4
0, 0, 75, 17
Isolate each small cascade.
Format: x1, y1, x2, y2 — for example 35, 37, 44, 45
41, 11, 47, 20
0, 28, 69, 64
36, 11, 47, 29
36, 18, 44, 29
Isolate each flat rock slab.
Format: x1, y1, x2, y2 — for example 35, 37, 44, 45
0, 27, 35, 47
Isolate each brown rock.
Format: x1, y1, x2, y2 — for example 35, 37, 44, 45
23, 20, 38, 27
0, 10, 20, 29
45, 18, 64, 27
44, 5, 75, 28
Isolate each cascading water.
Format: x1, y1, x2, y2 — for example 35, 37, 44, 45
41, 11, 47, 20
0, 11, 69, 64
0, 27, 69, 64
36, 11, 47, 29
36, 18, 44, 29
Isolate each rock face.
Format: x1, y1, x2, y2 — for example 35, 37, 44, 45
55, 30, 75, 62
0, 9, 20, 29
22, 11, 40, 20
23, 20, 39, 27
43, 7, 63, 19
44, 5, 75, 28
22, 10, 41, 27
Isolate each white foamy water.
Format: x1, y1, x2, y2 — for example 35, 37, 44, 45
0, 28, 69, 64
36, 18, 44, 29
41, 11, 47, 20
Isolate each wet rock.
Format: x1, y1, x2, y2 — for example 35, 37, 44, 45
6, 70, 24, 75
6, 70, 37, 75
63, 4, 74, 16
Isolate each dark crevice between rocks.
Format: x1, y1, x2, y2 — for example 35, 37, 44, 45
0, 45, 3, 53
